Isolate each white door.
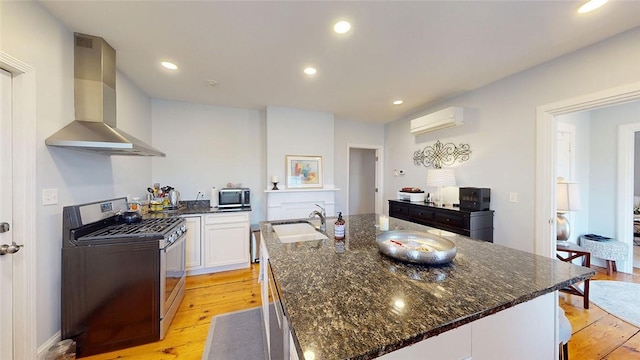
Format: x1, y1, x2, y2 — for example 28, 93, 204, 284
0, 68, 14, 360
556, 122, 577, 244
556, 122, 576, 182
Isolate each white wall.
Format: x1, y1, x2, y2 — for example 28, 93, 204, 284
151, 100, 266, 223
588, 101, 640, 237
2, 1, 155, 347
266, 106, 335, 189
385, 27, 640, 252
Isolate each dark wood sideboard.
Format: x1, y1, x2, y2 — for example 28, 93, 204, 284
388, 200, 494, 242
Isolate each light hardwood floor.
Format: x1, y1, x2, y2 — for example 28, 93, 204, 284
560, 265, 640, 360
81, 263, 639, 360
81, 265, 261, 360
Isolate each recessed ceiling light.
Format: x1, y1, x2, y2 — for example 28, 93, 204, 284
333, 21, 351, 34
304, 67, 317, 75
578, 0, 608, 14
161, 61, 178, 70
392, 100, 404, 105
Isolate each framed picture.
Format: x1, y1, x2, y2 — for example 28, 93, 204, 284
286, 155, 323, 189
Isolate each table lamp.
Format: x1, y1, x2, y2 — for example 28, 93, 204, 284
426, 168, 456, 207
556, 180, 581, 246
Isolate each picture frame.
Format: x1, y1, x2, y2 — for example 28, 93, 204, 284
285, 155, 323, 189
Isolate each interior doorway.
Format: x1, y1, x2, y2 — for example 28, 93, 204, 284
347, 145, 383, 215
535, 82, 640, 275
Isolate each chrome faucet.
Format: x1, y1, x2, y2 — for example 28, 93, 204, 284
309, 204, 326, 231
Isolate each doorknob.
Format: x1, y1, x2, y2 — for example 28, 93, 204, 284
0, 222, 9, 233
0, 242, 23, 255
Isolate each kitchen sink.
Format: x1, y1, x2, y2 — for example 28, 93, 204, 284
272, 222, 328, 243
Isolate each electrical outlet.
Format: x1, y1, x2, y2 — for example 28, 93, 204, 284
509, 192, 518, 203
42, 188, 58, 205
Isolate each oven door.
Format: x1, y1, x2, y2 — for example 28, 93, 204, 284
160, 232, 186, 339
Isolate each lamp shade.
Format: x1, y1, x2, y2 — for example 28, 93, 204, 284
426, 168, 456, 187
556, 181, 581, 212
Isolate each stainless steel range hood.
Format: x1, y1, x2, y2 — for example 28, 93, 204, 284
46, 33, 165, 157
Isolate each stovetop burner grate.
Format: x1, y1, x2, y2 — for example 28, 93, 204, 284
79, 218, 182, 240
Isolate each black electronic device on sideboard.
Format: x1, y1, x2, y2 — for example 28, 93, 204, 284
459, 187, 491, 211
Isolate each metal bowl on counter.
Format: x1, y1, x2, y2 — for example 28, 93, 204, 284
376, 230, 457, 265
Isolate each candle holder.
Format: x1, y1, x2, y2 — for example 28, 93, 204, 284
271, 182, 279, 190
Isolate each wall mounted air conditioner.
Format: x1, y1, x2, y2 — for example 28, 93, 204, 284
410, 106, 464, 135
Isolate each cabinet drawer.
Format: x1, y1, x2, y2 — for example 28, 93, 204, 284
434, 212, 467, 229
408, 207, 434, 222
389, 202, 410, 219
205, 212, 249, 225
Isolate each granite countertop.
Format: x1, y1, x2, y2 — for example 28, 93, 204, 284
260, 213, 594, 360
143, 200, 251, 217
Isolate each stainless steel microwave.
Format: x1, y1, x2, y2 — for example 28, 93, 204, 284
218, 188, 251, 208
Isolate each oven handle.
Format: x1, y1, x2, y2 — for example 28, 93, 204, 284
164, 231, 187, 252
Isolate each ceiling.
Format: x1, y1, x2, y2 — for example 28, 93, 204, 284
39, 1, 640, 124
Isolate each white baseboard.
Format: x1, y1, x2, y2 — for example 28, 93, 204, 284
37, 331, 61, 360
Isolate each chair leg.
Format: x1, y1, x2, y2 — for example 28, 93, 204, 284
563, 342, 569, 360
559, 344, 562, 360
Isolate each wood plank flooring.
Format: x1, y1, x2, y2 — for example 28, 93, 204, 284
81, 265, 261, 360
80, 263, 639, 360
560, 266, 640, 360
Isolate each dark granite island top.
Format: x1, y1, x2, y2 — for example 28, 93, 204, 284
260, 213, 593, 360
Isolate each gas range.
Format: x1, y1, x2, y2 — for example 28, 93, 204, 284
78, 218, 186, 248
61, 197, 188, 356
63, 197, 186, 248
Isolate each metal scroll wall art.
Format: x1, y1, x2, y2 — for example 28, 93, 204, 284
413, 140, 471, 169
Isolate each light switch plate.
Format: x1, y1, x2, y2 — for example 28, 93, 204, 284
42, 188, 58, 205
509, 192, 518, 203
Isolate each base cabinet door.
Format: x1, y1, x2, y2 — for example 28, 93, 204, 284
471, 292, 555, 360
203, 213, 250, 269
378, 325, 471, 360
184, 216, 202, 271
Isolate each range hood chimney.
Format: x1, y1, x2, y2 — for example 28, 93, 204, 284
46, 33, 165, 157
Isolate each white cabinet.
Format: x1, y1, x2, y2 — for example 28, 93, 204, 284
375, 292, 555, 360
379, 324, 472, 360
471, 292, 555, 360
202, 212, 250, 272
183, 216, 203, 272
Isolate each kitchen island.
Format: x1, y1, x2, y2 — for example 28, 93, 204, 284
260, 213, 593, 360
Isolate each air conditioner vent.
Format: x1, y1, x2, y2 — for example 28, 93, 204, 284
410, 107, 464, 135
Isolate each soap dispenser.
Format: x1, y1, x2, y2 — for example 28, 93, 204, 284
334, 212, 345, 240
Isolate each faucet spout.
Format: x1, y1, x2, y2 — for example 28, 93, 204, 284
309, 204, 326, 231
